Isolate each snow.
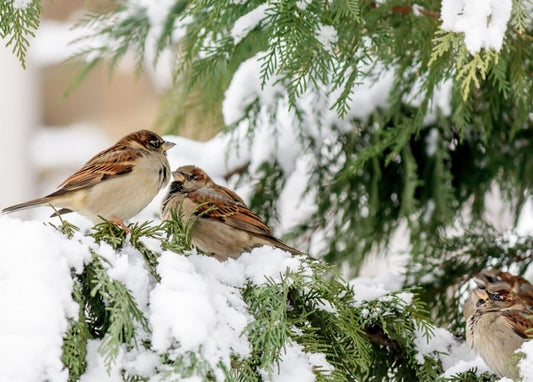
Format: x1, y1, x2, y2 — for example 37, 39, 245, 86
440, 0, 512, 54
3, 128, 533, 380
316, 24, 337, 53
222, 53, 283, 126
297, 0, 312, 10
267, 341, 326, 381
414, 328, 479, 372
518, 341, 533, 382
2, 0, 532, 379
231, 4, 269, 45
11, 0, 32, 10
0, 217, 90, 382
441, 355, 492, 378
149, 248, 311, 379
80, 341, 123, 382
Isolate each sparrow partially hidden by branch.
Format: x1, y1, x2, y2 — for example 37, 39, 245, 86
3, 130, 175, 228
160, 165, 304, 261
466, 288, 533, 379
462, 269, 533, 320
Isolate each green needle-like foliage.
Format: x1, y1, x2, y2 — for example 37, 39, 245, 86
0, 0, 42, 67
52, 217, 459, 381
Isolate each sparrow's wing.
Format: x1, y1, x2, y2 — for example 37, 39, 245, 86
502, 309, 533, 338
52, 147, 143, 195
188, 186, 273, 236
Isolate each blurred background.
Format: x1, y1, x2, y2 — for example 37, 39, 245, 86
0, 0, 215, 213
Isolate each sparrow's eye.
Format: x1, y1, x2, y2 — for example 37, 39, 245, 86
149, 139, 162, 149
489, 293, 503, 301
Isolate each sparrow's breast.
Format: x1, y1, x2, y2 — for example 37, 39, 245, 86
83, 152, 170, 221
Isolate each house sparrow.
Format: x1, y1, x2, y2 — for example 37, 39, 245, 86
476, 269, 533, 308
2, 130, 175, 227
463, 270, 533, 320
160, 165, 304, 261
466, 288, 533, 379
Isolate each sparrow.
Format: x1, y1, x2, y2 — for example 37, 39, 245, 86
466, 288, 533, 379
476, 269, 533, 308
2, 129, 175, 227
160, 165, 304, 261
462, 269, 533, 320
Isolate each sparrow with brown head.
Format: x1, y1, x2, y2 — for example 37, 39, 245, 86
466, 287, 533, 379
160, 165, 304, 261
2, 129, 175, 228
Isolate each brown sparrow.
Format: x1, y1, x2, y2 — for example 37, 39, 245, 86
476, 269, 533, 308
2, 130, 175, 227
463, 269, 533, 320
160, 165, 304, 261
466, 288, 533, 379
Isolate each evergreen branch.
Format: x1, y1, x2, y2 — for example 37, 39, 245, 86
61, 279, 90, 381
0, 0, 42, 68
90, 218, 128, 249
160, 202, 215, 254
88, 253, 149, 371
157, 352, 216, 381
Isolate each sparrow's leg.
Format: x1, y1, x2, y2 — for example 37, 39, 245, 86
110, 215, 131, 233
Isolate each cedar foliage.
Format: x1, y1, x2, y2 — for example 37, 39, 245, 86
3, 0, 533, 380
0, 0, 42, 67
54, 218, 441, 381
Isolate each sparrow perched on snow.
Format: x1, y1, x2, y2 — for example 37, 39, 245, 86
466, 288, 533, 379
2, 130, 175, 227
462, 269, 533, 320
160, 165, 304, 261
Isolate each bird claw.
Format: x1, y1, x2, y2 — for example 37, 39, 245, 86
110, 215, 130, 233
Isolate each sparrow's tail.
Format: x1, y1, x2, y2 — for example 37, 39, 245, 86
2, 196, 53, 214
271, 239, 315, 258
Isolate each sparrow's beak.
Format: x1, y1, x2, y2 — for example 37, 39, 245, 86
172, 171, 186, 182
473, 288, 489, 300
162, 141, 176, 151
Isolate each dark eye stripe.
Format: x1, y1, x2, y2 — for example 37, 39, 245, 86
149, 139, 162, 148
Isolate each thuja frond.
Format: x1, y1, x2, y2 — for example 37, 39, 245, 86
71, 4, 150, 78
247, 160, 286, 227
128, 221, 165, 281
161, 205, 197, 253
161, 202, 218, 256
239, 259, 436, 380
240, 278, 292, 379
287, 270, 373, 379
439, 369, 499, 381
0, 0, 42, 68
47, 208, 80, 239
87, 253, 149, 371
90, 219, 128, 249
157, 351, 217, 381
61, 279, 90, 381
